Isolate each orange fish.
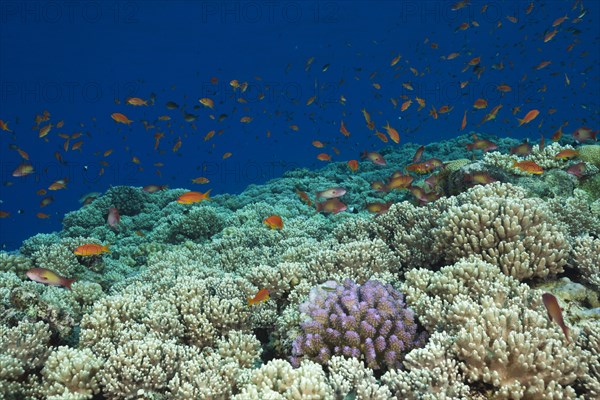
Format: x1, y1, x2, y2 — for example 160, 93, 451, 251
48, 178, 67, 191
191, 177, 210, 184
361, 151, 386, 166
222, 152, 232, 159
465, 172, 497, 185
510, 142, 533, 156
203, 130, 215, 141
473, 99, 488, 109
263, 215, 283, 230
542, 293, 569, 343
374, 131, 388, 143
347, 159, 358, 172
340, 120, 350, 137
461, 110, 467, 130
513, 160, 543, 175
412, 145, 425, 163
74, 244, 110, 256
366, 202, 393, 215
316, 198, 347, 214
517, 110, 539, 127
543, 29, 558, 43
401, 99, 412, 111
240, 116, 253, 123
317, 153, 332, 161
26, 268, 75, 290
312, 140, 325, 148
126, 97, 147, 106
199, 98, 214, 109
38, 123, 53, 138
36, 212, 50, 219
142, 184, 168, 193
0, 211, 9, 218
12, 163, 34, 177
496, 84, 512, 92
177, 190, 212, 204
295, 189, 312, 207
0, 119, 13, 132
534, 61, 551, 70
248, 288, 269, 306
111, 113, 133, 125
554, 149, 578, 160
383, 122, 400, 144
172, 137, 182, 152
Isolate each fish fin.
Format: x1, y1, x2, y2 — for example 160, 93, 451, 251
103, 245, 111, 253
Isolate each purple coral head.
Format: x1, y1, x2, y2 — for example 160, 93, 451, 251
291, 279, 427, 371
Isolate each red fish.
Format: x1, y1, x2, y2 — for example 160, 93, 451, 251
542, 293, 569, 343
295, 189, 312, 207
412, 145, 425, 163
566, 162, 586, 178
510, 141, 532, 156
466, 138, 498, 152
573, 127, 598, 143
366, 202, 393, 215
465, 172, 497, 185
316, 198, 347, 214
513, 160, 543, 175
26, 268, 76, 290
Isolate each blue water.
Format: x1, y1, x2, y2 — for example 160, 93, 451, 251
1, 0, 599, 249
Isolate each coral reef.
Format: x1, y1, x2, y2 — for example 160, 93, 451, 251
291, 279, 426, 370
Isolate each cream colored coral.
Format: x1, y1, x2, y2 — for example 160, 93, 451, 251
99, 337, 183, 400
0, 252, 32, 274
41, 347, 103, 399
381, 332, 470, 399
233, 359, 334, 399
328, 356, 392, 399
577, 320, 600, 399
483, 143, 576, 175
403, 258, 590, 399
0, 321, 52, 398
433, 183, 569, 280
572, 235, 600, 290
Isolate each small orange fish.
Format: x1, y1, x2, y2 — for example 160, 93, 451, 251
38, 123, 53, 138
542, 293, 569, 342
172, 137, 182, 152
316, 198, 347, 214
74, 244, 110, 256
401, 99, 412, 112
142, 184, 168, 193
340, 120, 350, 137
317, 153, 331, 161
461, 110, 467, 130
36, 212, 50, 219
0, 119, 13, 132
48, 178, 67, 191
12, 163, 34, 177
473, 99, 488, 109
199, 98, 214, 109
513, 160, 543, 175
366, 202, 392, 215
111, 112, 133, 125
295, 189, 312, 207
263, 215, 283, 230
0, 211, 9, 218
240, 116, 253, 123
517, 109, 540, 127
126, 97, 147, 106
496, 84, 512, 92
347, 159, 358, 172
176, 190, 212, 204
248, 288, 269, 306
383, 122, 400, 144
361, 151, 386, 166
26, 268, 75, 289
554, 149, 578, 160
191, 177, 210, 184
222, 152, 232, 160
103, 149, 113, 157
312, 140, 325, 148
544, 29, 558, 43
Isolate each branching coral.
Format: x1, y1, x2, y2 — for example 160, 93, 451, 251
432, 182, 570, 280
571, 235, 600, 290
0, 321, 52, 398
291, 279, 426, 370
402, 258, 590, 399
41, 347, 103, 400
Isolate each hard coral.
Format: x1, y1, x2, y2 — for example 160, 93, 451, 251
291, 279, 426, 370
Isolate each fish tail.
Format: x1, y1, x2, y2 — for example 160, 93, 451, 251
63, 278, 76, 290
562, 325, 570, 343
103, 245, 111, 253
203, 189, 212, 199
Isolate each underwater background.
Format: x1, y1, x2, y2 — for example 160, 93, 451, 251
0, 0, 599, 399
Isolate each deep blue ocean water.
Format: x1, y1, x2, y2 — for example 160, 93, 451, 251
0, 0, 598, 250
